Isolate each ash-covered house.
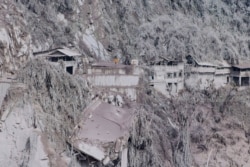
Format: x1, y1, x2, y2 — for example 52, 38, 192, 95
231, 63, 250, 86
85, 60, 141, 101
214, 62, 231, 88
185, 55, 230, 89
149, 57, 184, 96
33, 47, 82, 75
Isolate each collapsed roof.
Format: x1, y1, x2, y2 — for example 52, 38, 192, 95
68, 100, 134, 166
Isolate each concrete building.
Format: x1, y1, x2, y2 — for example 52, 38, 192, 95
214, 62, 231, 88
86, 61, 141, 101
150, 58, 184, 96
34, 47, 82, 75
185, 55, 230, 89
231, 63, 250, 86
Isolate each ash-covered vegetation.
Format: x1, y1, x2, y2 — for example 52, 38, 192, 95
15, 0, 250, 63
132, 82, 250, 166
18, 59, 89, 144
0, 1, 248, 167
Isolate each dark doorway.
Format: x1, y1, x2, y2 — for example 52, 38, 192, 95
66, 66, 73, 74
233, 77, 239, 86
241, 77, 249, 86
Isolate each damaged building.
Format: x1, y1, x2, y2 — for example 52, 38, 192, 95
68, 100, 134, 167
33, 47, 83, 75
231, 63, 250, 86
85, 61, 142, 101
214, 62, 231, 88
149, 57, 184, 96
185, 55, 231, 89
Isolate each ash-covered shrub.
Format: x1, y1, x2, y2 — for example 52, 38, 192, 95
18, 59, 89, 143
190, 126, 205, 143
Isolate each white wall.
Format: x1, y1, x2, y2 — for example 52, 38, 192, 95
87, 75, 139, 87
86, 74, 140, 101
214, 75, 229, 88
49, 61, 77, 74
153, 81, 183, 97
88, 68, 127, 75
151, 63, 184, 97
185, 73, 215, 89
191, 67, 216, 73
88, 66, 142, 76
186, 66, 230, 89
86, 65, 142, 101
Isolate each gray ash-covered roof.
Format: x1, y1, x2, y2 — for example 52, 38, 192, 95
33, 47, 82, 57
232, 63, 250, 69
69, 100, 134, 162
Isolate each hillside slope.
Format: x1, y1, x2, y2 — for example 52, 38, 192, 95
0, 1, 249, 167
14, 0, 250, 63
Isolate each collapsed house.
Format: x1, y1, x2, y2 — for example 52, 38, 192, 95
149, 57, 184, 96
33, 47, 83, 75
185, 55, 231, 89
85, 61, 141, 101
68, 100, 134, 166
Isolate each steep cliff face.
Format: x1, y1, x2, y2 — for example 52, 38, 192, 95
13, 0, 250, 63
0, 59, 90, 167
0, 1, 32, 74
0, 0, 248, 73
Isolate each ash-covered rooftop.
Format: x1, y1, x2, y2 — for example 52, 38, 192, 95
34, 47, 82, 57
91, 61, 129, 69
69, 100, 134, 164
